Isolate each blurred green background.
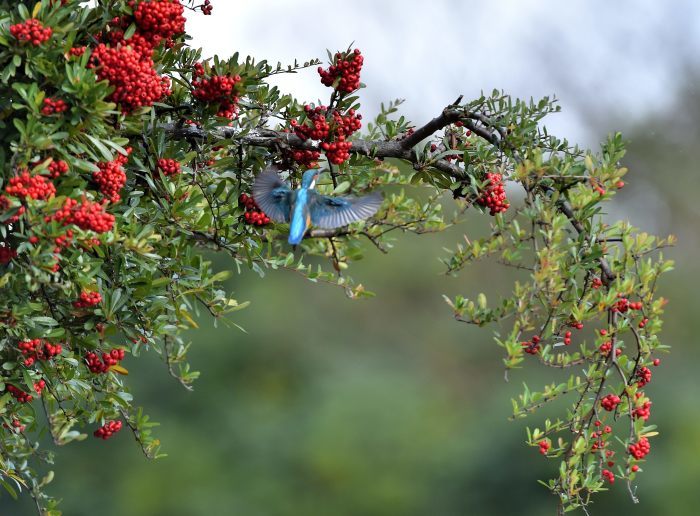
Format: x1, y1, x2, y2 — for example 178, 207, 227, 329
6, 1, 700, 515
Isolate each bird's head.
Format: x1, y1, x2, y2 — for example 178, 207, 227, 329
301, 169, 320, 190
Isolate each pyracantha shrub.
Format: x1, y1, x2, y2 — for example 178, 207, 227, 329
0, 0, 672, 514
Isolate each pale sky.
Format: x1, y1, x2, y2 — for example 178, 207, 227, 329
185, 0, 700, 145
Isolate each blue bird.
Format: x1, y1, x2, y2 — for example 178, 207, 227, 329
253, 168, 383, 245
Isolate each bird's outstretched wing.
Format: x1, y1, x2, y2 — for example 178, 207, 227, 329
252, 169, 292, 223
309, 191, 383, 229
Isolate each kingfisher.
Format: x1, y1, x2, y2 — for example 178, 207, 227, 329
253, 168, 383, 245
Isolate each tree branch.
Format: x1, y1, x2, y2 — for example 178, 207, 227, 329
165, 101, 615, 287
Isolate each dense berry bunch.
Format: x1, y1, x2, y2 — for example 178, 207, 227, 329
33, 379, 46, 395
6, 385, 33, 404
200, 0, 213, 15
48, 159, 69, 178
73, 290, 102, 308
101, 24, 157, 59
41, 97, 68, 116
563, 330, 572, 345
157, 158, 181, 176
538, 440, 550, 455
69, 46, 86, 57
612, 296, 643, 313
322, 139, 353, 165
318, 49, 363, 93
476, 172, 509, 215
18, 339, 62, 367
292, 105, 331, 141
94, 420, 122, 439
52, 198, 115, 233
628, 437, 651, 459
292, 105, 362, 165
93, 152, 129, 202
133, 0, 185, 43
284, 147, 321, 168
192, 72, 242, 119
591, 277, 603, 289
5, 171, 56, 200
239, 193, 270, 226
9, 19, 52, 46
0, 245, 16, 264
85, 348, 125, 373
635, 366, 652, 387
601, 469, 615, 484
522, 335, 541, 355
632, 393, 652, 420
601, 394, 621, 411
91, 44, 171, 113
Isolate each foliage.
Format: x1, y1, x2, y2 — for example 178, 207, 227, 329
0, 0, 671, 514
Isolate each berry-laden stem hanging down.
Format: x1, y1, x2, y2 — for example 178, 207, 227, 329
0, 1, 671, 514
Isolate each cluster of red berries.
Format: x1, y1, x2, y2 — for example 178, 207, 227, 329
283, 148, 321, 168
602, 469, 615, 484
5, 170, 56, 200
318, 49, 363, 94
628, 437, 650, 459
239, 193, 270, 226
322, 139, 353, 165
476, 172, 509, 215
4, 418, 26, 433
86, 349, 125, 374
133, 0, 186, 45
569, 320, 585, 330
90, 43, 171, 113
41, 97, 68, 116
591, 277, 603, 289
54, 229, 75, 251
33, 379, 46, 395
157, 158, 181, 176
612, 295, 643, 313
598, 340, 621, 357
538, 439, 550, 455
522, 335, 541, 355
73, 290, 102, 308
200, 0, 213, 15
636, 366, 652, 387
590, 422, 613, 451
0, 245, 17, 264
326, 110, 362, 164
94, 420, 122, 439
638, 317, 649, 329
69, 45, 86, 57
18, 339, 62, 367
192, 71, 242, 120
292, 105, 331, 141
10, 19, 53, 46
291, 105, 362, 165
601, 393, 621, 411
52, 198, 115, 233
100, 20, 156, 59
562, 330, 572, 345
632, 393, 652, 420
94, 152, 129, 203
6, 385, 33, 404
48, 159, 69, 178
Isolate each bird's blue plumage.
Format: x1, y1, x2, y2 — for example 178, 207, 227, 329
289, 189, 309, 245
252, 167, 383, 245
